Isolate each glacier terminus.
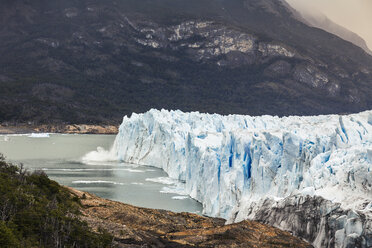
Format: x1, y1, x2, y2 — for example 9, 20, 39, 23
91, 109, 372, 248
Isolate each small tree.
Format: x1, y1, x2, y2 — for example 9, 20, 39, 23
0, 221, 19, 247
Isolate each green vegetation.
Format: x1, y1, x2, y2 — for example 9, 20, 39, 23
0, 154, 113, 248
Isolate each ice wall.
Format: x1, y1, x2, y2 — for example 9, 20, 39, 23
112, 109, 372, 247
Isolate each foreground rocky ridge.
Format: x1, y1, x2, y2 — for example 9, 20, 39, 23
68, 187, 312, 248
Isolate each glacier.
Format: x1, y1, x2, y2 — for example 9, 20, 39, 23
103, 109, 372, 247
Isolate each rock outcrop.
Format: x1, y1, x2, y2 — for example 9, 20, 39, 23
0, 124, 118, 134
248, 196, 372, 248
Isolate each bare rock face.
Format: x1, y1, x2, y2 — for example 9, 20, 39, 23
132, 19, 300, 67
293, 64, 329, 88
245, 195, 372, 248
258, 42, 295, 58
62, 124, 118, 134
68, 187, 313, 248
264, 60, 292, 77
134, 20, 259, 65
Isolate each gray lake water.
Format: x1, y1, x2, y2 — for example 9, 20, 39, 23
0, 134, 202, 214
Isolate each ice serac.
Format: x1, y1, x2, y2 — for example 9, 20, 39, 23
112, 109, 372, 248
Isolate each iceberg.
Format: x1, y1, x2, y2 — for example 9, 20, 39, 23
28, 133, 50, 138
110, 109, 372, 247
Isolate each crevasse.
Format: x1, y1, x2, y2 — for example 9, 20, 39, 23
111, 109, 372, 222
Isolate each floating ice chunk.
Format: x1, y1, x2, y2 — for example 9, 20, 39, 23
172, 196, 189, 200
28, 133, 50, 138
41, 168, 142, 172
145, 177, 180, 185
131, 182, 144, 185
124, 169, 145, 173
160, 184, 187, 195
145, 177, 187, 195
72, 180, 126, 185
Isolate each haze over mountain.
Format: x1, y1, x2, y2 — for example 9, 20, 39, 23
300, 13, 372, 55
0, 0, 372, 124
283, 0, 372, 55
286, 0, 372, 52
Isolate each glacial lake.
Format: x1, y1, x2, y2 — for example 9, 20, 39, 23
0, 134, 202, 214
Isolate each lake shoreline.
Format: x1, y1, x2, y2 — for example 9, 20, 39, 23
0, 134, 204, 214
0, 124, 118, 135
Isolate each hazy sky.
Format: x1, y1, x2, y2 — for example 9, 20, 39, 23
286, 0, 372, 50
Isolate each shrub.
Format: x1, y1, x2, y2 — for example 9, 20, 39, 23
0, 154, 114, 247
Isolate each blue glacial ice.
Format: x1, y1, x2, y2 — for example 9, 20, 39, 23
104, 109, 372, 247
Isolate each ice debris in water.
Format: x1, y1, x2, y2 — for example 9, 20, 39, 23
28, 133, 50, 138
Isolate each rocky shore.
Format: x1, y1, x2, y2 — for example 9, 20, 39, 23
68, 187, 312, 248
0, 124, 118, 134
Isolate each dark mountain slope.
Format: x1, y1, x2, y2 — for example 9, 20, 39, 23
0, 0, 371, 124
